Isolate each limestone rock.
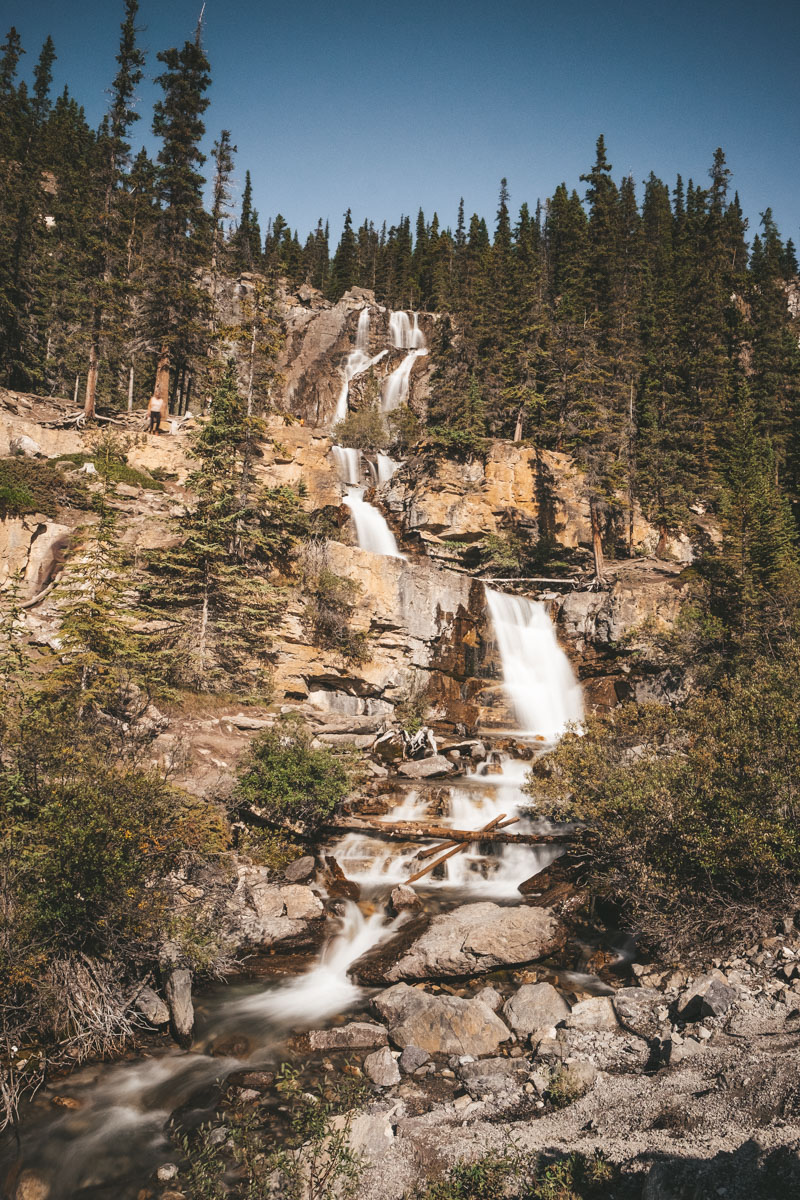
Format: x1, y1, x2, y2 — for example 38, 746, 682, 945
399, 1045, 430, 1073
390, 884, 421, 913
373, 983, 511, 1056
474, 986, 503, 1012
374, 902, 562, 982
563, 996, 619, 1032
281, 884, 325, 921
396, 755, 454, 779
283, 855, 316, 883
364, 1046, 401, 1087
677, 973, 737, 1020
503, 982, 570, 1036
135, 984, 170, 1026
553, 1059, 597, 1098
305, 1022, 388, 1051
612, 987, 663, 1039
165, 968, 194, 1047
457, 1056, 529, 1098
10, 434, 42, 457
223, 865, 326, 952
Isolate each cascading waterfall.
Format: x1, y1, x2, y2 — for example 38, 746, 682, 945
343, 488, 404, 558
331, 445, 362, 486
332, 308, 387, 425
376, 452, 401, 484
485, 588, 584, 739
382, 312, 428, 412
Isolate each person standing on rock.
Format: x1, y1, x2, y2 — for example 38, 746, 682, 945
147, 392, 165, 434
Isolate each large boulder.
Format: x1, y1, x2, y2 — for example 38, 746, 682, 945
502, 982, 570, 1037
396, 755, 454, 779
304, 1022, 388, 1051
164, 968, 194, 1047
223, 865, 326, 952
364, 1046, 401, 1087
612, 987, 663, 1039
358, 902, 562, 983
676, 973, 737, 1020
373, 983, 511, 1056
458, 1056, 530, 1098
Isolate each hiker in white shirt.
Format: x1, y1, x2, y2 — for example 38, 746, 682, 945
147, 393, 164, 434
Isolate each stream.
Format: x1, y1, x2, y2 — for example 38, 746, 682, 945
2, 311, 585, 1197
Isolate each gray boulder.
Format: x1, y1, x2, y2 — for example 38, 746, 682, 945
612, 987, 662, 1039
283, 855, 316, 883
563, 996, 619, 1032
364, 1046, 401, 1087
305, 1022, 388, 1051
458, 1056, 529, 1098
502, 982, 569, 1036
165, 968, 194, 1047
390, 884, 421, 913
135, 984, 170, 1026
373, 902, 561, 982
677, 973, 737, 1020
373, 983, 511, 1056
10, 434, 42, 457
397, 755, 454, 779
399, 1045, 430, 1073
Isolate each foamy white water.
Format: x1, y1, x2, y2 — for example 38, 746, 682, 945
332, 445, 362, 486
333, 308, 388, 424
344, 487, 404, 557
376, 453, 402, 484
485, 588, 584, 738
382, 311, 428, 412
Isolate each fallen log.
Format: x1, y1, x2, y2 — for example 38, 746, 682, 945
416, 815, 520, 860
325, 816, 572, 846
405, 813, 507, 885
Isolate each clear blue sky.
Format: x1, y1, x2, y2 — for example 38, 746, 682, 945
4, 0, 799, 245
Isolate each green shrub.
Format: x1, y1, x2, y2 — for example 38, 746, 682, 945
415, 1148, 618, 1200
302, 555, 369, 663
333, 404, 388, 452
56, 451, 163, 491
0, 457, 90, 517
234, 715, 351, 834
528, 646, 800, 950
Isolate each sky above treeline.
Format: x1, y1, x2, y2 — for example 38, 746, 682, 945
5, 0, 800, 246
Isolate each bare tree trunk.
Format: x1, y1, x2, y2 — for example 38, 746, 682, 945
127, 366, 134, 413
656, 521, 668, 558
590, 498, 605, 581
155, 346, 170, 403
84, 307, 102, 419
73, 375, 80, 406
513, 407, 524, 442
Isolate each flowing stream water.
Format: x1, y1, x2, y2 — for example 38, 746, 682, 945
4, 310, 587, 1195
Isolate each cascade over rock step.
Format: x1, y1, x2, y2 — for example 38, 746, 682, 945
351, 901, 563, 984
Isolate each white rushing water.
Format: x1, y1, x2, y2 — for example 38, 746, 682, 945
331, 444, 362, 486
376, 452, 402, 484
333, 308, 387, 425
485, 588, 584, 738
343, 487, 404, 557
382, 311, 428, 412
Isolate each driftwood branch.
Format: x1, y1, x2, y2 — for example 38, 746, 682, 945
479, 576, 580, 585
405, 813, 508, 884
417, 815, 519, 860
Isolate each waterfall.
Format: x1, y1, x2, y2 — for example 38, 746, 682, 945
344, 487, 404, 558
331, 445, 362, 486
333, 308, 387, 425
484, 588, 584, 739
376, 453, 402, 484
382, 311, 428, 412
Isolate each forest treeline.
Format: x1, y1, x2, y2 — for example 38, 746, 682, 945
1, 3, 800, 539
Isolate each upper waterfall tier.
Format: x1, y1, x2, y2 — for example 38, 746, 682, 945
485, 587, 584, 740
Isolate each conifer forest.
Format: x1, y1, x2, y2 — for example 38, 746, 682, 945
1, 4, 800, 1199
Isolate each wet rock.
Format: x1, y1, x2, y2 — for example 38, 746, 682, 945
399, 1045, 430, 1073
15, 1169, 51, 1200
305, 1022, 388, 1051
677, 973, 737, 1020
390, 884, 421, 913
474, 986, 503, 1012
227, 1070, 275, 1090
373, 983, 511, 1056
502, 982, 570, 1036
369, 902, 562, 982
135, 984, 170, 1026
283, 855, 316, 883
364, 1046, 401, 1087
563, 996, 619, 1032
321, 855, 360, 901
165, 968, 194, 1048
396, 755, 455, 779
373, 730, 405, 763
612, 986, 662, 1039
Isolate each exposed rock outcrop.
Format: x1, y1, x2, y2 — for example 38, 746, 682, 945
373, 984, 511, 1056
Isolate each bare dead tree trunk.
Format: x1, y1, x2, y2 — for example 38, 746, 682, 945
84, 307, 102, 419
513, 407, 524, 442
73, 375, 80, 405
155, 347, 170, 404
127, 366, 134, 413
590, 498, 605, 581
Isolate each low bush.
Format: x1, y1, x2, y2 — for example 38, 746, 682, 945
234, 715, 351, 834
527, 646, 800, 951
0, 456, 90, 517
415, 1148, 618, 1200
333, 404, 388, 452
